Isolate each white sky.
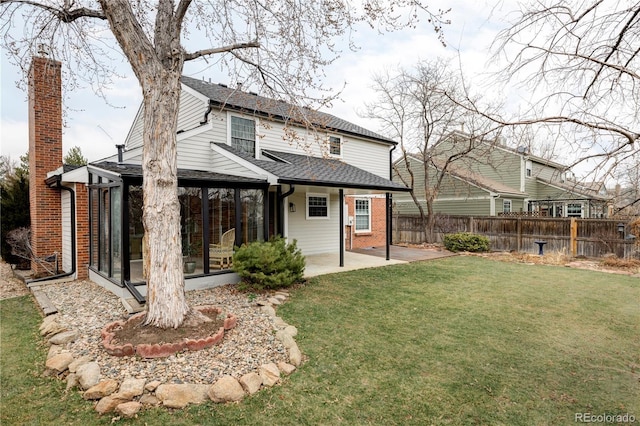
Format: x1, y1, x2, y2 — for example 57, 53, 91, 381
0, 1, 511, 165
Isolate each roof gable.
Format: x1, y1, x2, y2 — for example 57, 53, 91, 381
180, 76, 395, 145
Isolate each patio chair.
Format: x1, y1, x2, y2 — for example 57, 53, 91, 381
209, 228, 235, 270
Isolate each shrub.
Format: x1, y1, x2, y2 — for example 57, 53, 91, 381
232, 237, 305, 290
443, 232, 490, 253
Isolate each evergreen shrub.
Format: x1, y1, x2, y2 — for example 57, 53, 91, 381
233, 237, 305, 290
443, 232, 490, 253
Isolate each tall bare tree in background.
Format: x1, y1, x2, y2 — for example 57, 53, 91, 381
0, 0, 448, 328
478, 1, 640, 186
364, 58, 494, 242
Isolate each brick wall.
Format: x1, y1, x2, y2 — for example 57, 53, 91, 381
345, 195, 388, 250
75, 183, 90, 279
29, 57, 63, 275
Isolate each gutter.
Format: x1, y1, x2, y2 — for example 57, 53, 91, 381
27, 177, 76, 284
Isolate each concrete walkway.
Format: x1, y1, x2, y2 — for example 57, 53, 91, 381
304, 245, 455, 278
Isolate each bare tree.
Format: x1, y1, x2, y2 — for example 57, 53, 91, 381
468, 1, 640, 184
0, 1, 448, 328
364, 58, 494, 241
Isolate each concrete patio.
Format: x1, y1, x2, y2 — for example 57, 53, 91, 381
304, 245, 455, 277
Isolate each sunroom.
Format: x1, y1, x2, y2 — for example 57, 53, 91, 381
87, 162, 269, 299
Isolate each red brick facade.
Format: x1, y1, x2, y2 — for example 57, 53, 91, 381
29, 57, 63, 275
345, 195, 388, 250
75, 183, 90, 279
28, 56, 91, 279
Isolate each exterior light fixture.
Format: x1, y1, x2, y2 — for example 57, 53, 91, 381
289, 202, 296, 213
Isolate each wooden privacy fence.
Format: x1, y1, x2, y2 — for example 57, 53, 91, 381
393, 215, 639, 259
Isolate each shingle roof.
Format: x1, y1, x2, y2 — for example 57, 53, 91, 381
215, 143, 409, 192
91, 161, 268, 186
181, 76, 396, 145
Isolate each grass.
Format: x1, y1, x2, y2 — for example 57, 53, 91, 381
2, 256, 639, 425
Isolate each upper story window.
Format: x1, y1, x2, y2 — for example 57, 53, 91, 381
503, 199, 512, 214
230, 115, 256, 156
525, 160, 532, 177
307, 193, 329, 219
329, 135, 342, 156
354, 198, 371, 232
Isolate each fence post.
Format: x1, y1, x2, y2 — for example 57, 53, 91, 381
517, 216, 522, 252
469, 216, 474, 233
570, 218, 578, 256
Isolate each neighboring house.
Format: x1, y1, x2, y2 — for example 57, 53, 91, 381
28, 56, 408, 301
393, 130, 610, 218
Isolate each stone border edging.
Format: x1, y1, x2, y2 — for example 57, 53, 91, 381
40, 290, 302, 417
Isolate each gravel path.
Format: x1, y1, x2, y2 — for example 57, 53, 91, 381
0, 261, 30, 300
20, 273, 289, 384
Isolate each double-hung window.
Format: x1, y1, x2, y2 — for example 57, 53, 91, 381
329, 135, 342, 156
503, 199, 512, 214
307, 194, 329, 219
354, 198, 370, 232
230, 116, 256, 156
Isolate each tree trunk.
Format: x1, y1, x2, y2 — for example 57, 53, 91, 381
141, 69, 189, 328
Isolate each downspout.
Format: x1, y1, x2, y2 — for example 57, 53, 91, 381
27, 179, 76, 284
387, 144, 397, 261
278, 184, 295, 237
200, 100, 213, 125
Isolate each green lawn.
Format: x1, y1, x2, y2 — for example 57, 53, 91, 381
2, 256, 638, 425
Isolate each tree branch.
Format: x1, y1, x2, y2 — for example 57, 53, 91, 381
183, 41, 259, 61
0, 0, 106, 21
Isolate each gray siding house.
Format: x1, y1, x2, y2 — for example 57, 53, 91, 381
393, 131, 609, 218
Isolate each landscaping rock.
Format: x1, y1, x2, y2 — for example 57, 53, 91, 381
76, 362, 101, 389
260, 305, 276, 317
273, 317, 288, 328
267, 297, 282, 306
66, 373, 79, 391
276, 330, 296, 349
259, 363, 280, 387
68, 356, 92, 373
45, 352, 74, 373
95, 395, 130, 414
155, 384, 210, 409
208, 375, 245, 403
47, 344, 63, 359
40, 320, 66, 338
284, 325, 298, 337
273, 294, 287, 302
288, 343, 302, 367
115, 378, 146, 399
239, 372, 262, 395
116, 401, 142, 418
49, 330, 79, 345
139, 394, 160, 406
83, 379, 119, 400
277, 361, 296, 375
145, 380, 162, 392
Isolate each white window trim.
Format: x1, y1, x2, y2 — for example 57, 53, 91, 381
328, 134, 342, 158
503, 199, 512, 213
525, 160, 532, 178
306, 193, 330, 220
227, 112, 259, 158
354, 197, 371, 233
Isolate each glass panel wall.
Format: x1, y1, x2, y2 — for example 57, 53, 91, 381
110, 187, 122, 280
208, 188, 235, 270
128, 185, 144, 282
240, 189, 264, 245
89, 188, 99, 268
99, 188, 110, 274
180, 187, 203, 276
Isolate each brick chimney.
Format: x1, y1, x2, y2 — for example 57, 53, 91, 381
29, 56, 63, 275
